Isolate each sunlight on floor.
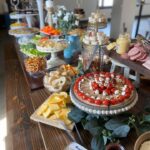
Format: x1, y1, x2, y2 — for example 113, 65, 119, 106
0, 118, 7, 150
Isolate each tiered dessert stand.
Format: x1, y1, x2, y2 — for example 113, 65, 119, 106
10, 0, 38, 27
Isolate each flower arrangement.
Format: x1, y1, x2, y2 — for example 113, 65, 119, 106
52, 6, 79, 34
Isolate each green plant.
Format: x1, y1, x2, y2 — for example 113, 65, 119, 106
68, 107, 150, 150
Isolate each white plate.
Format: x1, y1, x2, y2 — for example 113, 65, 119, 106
9, 28, 39, 38
10, 26, 27, 30
10, 13, 38, 19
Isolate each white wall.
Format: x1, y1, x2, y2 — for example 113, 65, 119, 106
54, 0, 97, 17
54, 0, 150, 19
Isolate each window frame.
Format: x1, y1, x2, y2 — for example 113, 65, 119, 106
98, 0, 114, 9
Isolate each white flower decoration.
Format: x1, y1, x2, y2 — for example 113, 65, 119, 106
57, 10, 62, 17
63, 15, 69, 22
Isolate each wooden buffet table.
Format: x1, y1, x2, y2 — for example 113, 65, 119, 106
5, 37, 150, 150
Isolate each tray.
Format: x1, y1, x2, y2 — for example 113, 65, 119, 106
30, 98, 74, 131
70, 85, 138, 116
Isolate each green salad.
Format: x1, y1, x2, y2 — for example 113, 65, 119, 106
20, 43, 48, 57
31, 35, 42, 44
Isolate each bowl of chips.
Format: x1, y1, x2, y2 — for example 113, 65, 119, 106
24, 57, 46, 77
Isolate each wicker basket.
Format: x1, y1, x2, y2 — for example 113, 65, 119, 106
134, 131, 150, 150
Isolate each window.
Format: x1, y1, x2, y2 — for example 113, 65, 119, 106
99, 0, 114, 7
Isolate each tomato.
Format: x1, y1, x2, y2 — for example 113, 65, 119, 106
73, 85, 78, 93
108, 83, 113, 88
105, 89, 111, 95
112, 79, 117, 85
117, 95, 125, 102
87, 98, 95, 103
125, 88, 131, 95
99, 87, 103, 93
82, 95, 89, 101
128, 84, 134, 90
85, 73, 93, 77
102, 100, 110, 106
125, 93, 130, 98
110, 88, 116, 94
92, 82, 99, 90
78, 92, 84, 98
100, 85, 106, 90
94, 100, 102, 105
110, 99, 118, 105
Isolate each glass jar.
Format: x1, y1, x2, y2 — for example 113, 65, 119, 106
116, 34, 131, 55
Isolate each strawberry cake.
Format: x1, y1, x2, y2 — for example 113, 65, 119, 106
70, 72, 138, 115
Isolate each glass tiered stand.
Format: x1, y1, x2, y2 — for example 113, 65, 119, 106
69, 10, 138, 116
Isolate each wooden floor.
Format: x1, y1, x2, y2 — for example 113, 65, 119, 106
3, 30, 150, 150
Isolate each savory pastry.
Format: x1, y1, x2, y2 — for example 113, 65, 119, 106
88, 11, 107, 27
82, 31, 109, 46
43, 65, 77, 92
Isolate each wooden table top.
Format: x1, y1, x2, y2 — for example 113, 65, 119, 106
103, 48, 150, 77
4, 37, 150, 150
5, 38, 91, 150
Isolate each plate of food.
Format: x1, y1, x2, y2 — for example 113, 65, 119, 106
20, 43, 48, 57
43, 64, 78, 93
36, 39, 68, 53
40, 26, 61, 36
31, 35, 49, 44
9, 27, 39, 37
10, 22, 27, 30
70, 72, 138, 115
24, 57, 47, 77
30, 92, 74, 131
68, 28, 85, 37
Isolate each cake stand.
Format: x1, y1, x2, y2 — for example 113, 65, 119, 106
9, 28, 39, 38
36, 45, 66, 69
10, 13, 38, 28
70, 85, 138, 116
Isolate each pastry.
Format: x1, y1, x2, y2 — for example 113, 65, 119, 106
82, 31, 109, 46
43, 65, 78, 92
